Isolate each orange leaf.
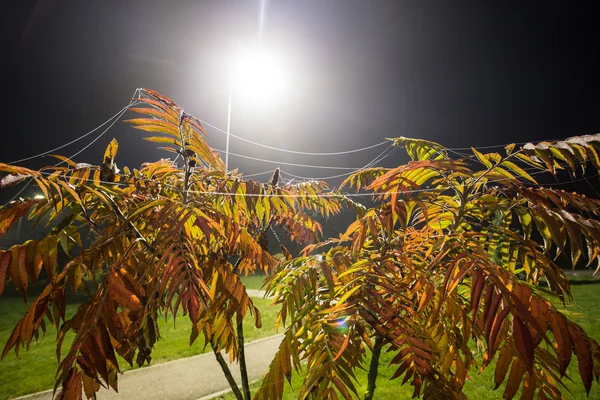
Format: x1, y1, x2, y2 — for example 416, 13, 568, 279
503, 358, 524, 400
493, 343, 513, 388
0, 252, 10, 296
9, 246, 28, 301
60, 368, 83, 400
568, 322, 593, 394
488, 303, 509, 358
512, 316, 534, 372
549, 311, 572, 376
107, 272, 142, 311
521, 372, 535, 400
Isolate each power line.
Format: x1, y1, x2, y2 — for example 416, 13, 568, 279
8, 89, 141, 165
134, 88, 592, 173
195, 109, 576, 154
212, 148, 362, 170
240, 169, 276, 178
197, 119, 389, 156
3, 91, 141, 205
280, 145, 396, 181
8, 162, 595, 206
448, 137, 571, 151
57, 104, 139, 165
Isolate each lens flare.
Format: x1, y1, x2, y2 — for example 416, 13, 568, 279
230, 46, 287, 107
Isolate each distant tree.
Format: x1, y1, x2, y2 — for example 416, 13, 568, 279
0, 89, 342, 400
256, 136, 600, 399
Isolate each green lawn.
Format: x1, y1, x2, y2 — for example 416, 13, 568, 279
0, 276, 276, 400
241, 273, 269, 291
1, 278, 598, 400
220, 280, 600, 400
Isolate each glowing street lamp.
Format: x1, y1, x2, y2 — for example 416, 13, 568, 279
225, 46, 287, 170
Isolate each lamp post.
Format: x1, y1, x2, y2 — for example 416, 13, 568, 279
225, 46, 286, 170
225, 93, 233, 170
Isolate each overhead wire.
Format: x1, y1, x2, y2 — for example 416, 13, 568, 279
212, 148, 362, 170
279, 145, 397, 182
57, 99, 141, 166
135, 88, 585, 174
239, 169, 276, 178
193, 104, 578, 155
199, 118, 389, 156
7, 89, 141, 165
8, 155, 595, 208
9, 137, 599, 204
8, 86, 588, 182
448, 137, 570, 151
3, 89, 141, 206
5, 87, 597, 203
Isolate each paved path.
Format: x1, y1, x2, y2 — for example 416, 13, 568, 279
563, 269, 600, 278
17, 334, 283, 400
245, 289, 269, 298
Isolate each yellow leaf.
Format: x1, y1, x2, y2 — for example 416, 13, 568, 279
472, 147, 492, 168
103, 139, 119, 162
501, 160, 537, 184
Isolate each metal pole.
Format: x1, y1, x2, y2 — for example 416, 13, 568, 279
225, 92, 232, 170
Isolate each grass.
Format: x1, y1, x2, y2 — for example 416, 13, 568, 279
1, 277, 598, 400
219, 280, 600, 400
0, 275, 276, 400
241, 273, 269, 291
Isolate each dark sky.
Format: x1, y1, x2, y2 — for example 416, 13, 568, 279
3, 1, 600, 189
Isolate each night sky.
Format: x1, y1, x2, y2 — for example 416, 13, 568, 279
4, 1, 600, 196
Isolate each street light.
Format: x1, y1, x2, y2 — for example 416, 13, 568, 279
225, 46, 287, 170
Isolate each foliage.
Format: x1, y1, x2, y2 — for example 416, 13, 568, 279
255, 135, 600, 399
220, 280, 600, 400
0, 89, 342, 399
0, 292, 277, 400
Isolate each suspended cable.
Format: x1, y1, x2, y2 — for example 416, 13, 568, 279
3, 90, 141, 205
19, 163, 598, 202
199, 119, 388, 156
280, 145, 396, 181
241, 169, 276, 178
133, 89, 592, 158
213, 148, 361, 170
8, 89, 141, 165
448, 137, 571, 151
56, 102, 141, 165
2, 178, 33, 207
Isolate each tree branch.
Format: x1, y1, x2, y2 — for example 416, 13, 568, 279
211, 342, 244, 400
237, 312, 251, 400
365, 335, 384, 400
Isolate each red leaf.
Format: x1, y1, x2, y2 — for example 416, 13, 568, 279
494, 343, 513, 388
512, 316, 534, 372
107, 272, 142, 311
470, 269, 485, 319
59, 368, 82, 400
0, 251, 10, 296
9, 246, 28, 301
549, 311, 572, 376
503, 358, 525, 400
568, 322, 593, 394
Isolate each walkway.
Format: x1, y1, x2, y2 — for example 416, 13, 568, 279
16, 334, 282, 400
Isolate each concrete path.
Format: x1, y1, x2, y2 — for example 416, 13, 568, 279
563, 269, 600, 279
16, 334, 283, 400
245, 289, 269, 298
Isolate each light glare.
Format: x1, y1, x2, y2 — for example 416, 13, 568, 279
230, 47, 286, 106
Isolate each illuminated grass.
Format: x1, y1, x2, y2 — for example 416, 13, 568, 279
220, 280, 600, 400
0, 275, 277, 400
